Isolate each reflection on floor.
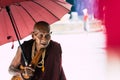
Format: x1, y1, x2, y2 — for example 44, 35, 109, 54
52, 30, 106, 80
106, 47, 120, 80
52, 30, 120, 80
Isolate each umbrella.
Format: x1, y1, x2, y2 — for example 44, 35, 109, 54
0, 0, 71, 46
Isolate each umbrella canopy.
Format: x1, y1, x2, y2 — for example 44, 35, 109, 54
0, 0, 71, 46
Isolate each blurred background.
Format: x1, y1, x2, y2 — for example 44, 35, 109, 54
0, 0, 120, 80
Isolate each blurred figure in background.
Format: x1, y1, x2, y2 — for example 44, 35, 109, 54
82, 8, 89, 31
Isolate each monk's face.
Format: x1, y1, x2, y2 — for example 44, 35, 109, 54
32, 28, 51, 48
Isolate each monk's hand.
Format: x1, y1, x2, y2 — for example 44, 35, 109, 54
32, 32, 43, 51
20, 66, 35, 79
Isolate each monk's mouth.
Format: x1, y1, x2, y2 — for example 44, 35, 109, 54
41, 43, 47, 46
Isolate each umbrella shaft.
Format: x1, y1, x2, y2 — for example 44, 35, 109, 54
6, 6, 28, 66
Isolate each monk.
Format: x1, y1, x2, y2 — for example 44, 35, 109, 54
9, 21, 66, 80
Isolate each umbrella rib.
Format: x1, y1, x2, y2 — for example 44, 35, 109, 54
51, 0, 71, 11
0, 7, 2, 12
32, 0, 60, 20
6, 6, 22, 40
17, 3, 36, 23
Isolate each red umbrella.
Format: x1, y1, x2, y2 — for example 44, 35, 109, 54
0, 0, 71, 46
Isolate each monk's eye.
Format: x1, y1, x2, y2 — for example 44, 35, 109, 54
45, 34, 51, 39
38, 34, 43, 39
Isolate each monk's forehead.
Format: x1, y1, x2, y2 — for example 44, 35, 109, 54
34, 25, 49, 32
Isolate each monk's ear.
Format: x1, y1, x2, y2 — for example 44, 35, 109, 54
32, 33, 35, 40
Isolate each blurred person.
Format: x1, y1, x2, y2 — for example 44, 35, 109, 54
9, 21, 66, 80
83, 8, 89, 31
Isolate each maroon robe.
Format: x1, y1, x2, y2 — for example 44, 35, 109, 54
20, 39, 66, 80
